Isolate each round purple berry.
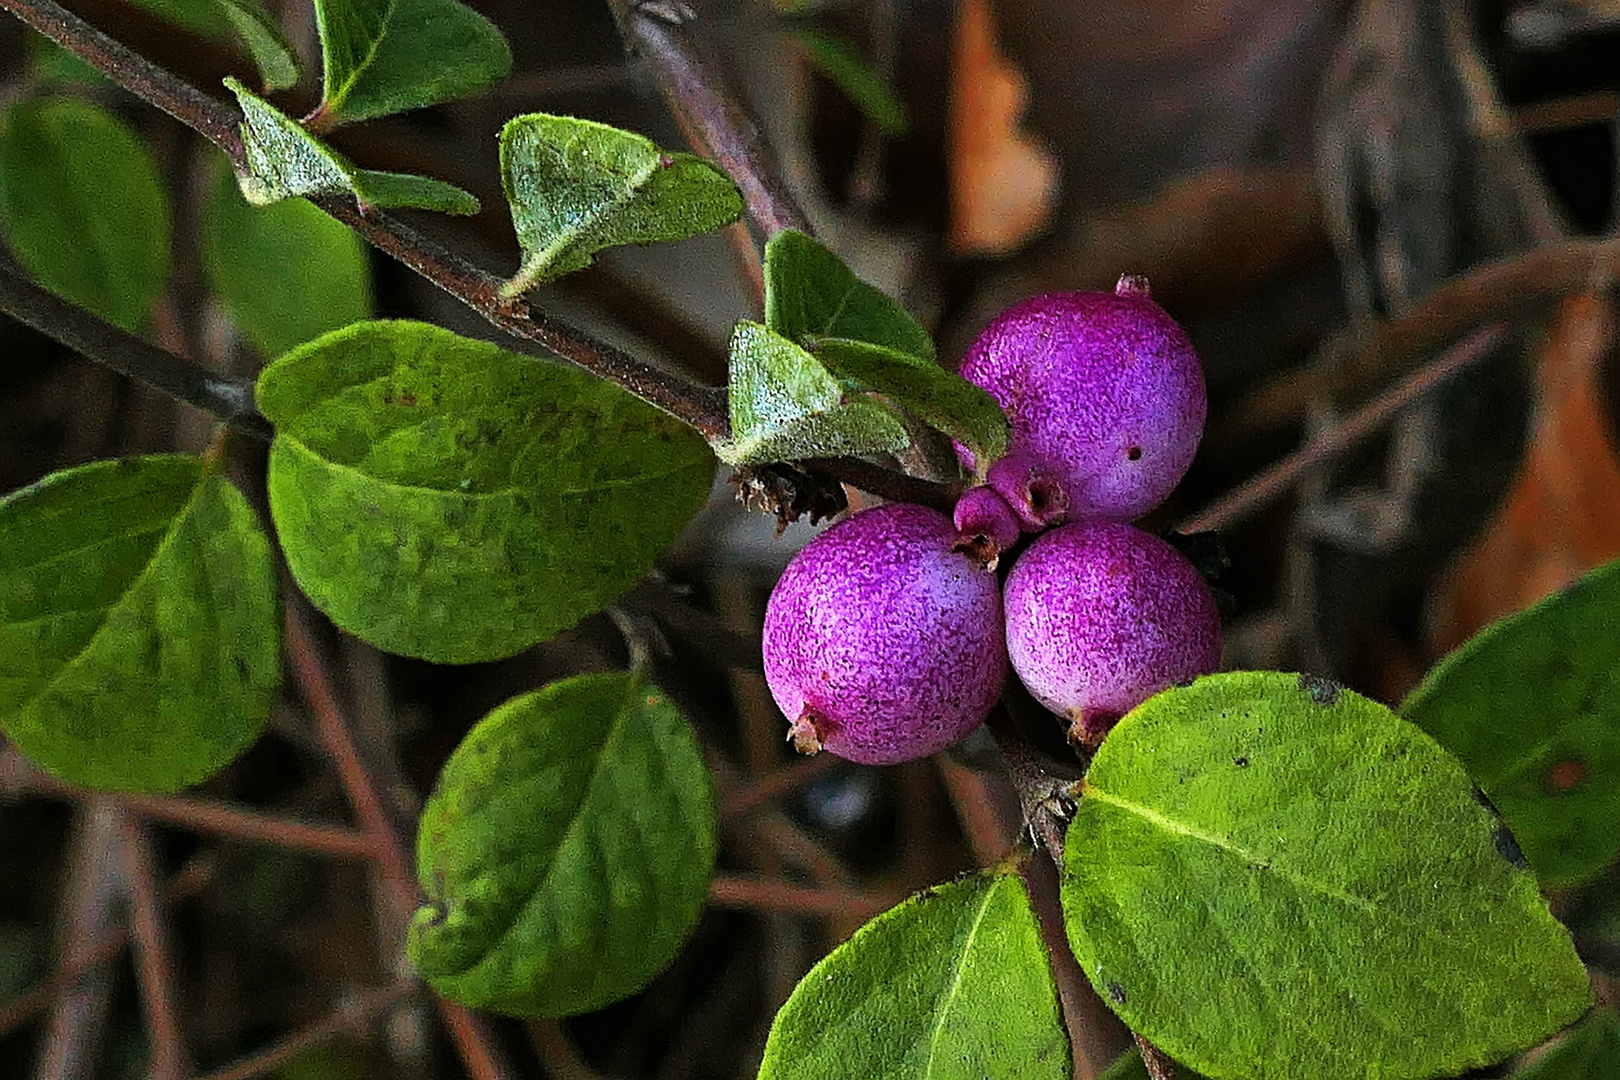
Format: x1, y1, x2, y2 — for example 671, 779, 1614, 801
763, 503, 1009, 765
1004, 519, 1220, 747
952, 485, 1022, 570
959, 277, 1206, 523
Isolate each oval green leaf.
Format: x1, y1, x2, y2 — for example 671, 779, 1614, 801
718, 320, 911, 465
408, 672, 716, 1016
498, 114, 744, 295
0, 456, 280, 792
1402, 558, 1620, 888
763, 229, 932, 360
1516, 1012, 1620, 1079
759, 869, 1069, 1080
0, 99, 170, 332
256, 320, 714, 663
313, 0, 510, 127
228, 79, 479, 215
1063, 671, 1592, 1080
201, 161, 372, 359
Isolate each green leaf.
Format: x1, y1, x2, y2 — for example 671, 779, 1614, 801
812, 338, 1008, 464
758, 869, 1069, 1080
124, 0, 298, 91
717, 321, 911, 465
498, 114, 743, 295
201, 161, 372, 358
0, 456, 280, 793
763, 229, 932, 359
1515, 1012, 1620, 1079
1402, 558, 1620, 888
409, 672, 716, 1016
791, 28, 907, 137
1063, 671, 1592, 1080
312, 0, 510, 127
228, 79, 479, 215
256, 320, 714, 663
0, 99, 170, 332
215, 0, 300, 92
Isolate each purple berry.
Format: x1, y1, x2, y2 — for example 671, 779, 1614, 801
959, 277, 1207, 523
763, 503, 1009, 765
1004, 519, 1220, 747
952, 486, 1021, 570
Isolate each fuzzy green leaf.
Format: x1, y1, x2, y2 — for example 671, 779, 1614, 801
228, 79, 479, 215
717, 320, 910, 465
1063, 671, 1592, 1080
26, 35, 106, 86
1515, 1012, 1620, 1079
0, 99, 170, 332
792, 29, 907, 137
812, 337, 1008, 464
409, 673, 716, 1016
0, 457, 280, 792
763, 229, 932, 359
216, 0, 300, 92
257, 320, 713, 663
313, 0, 510, 126
759, 870, 1069, 1080
1402, 557, 1620, 888
498, 114, 743, 295
202, 163, 371, 358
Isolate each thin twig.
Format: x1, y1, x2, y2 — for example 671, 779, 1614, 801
283, 597, 514, 1080
1180, 324, 1507, 535
707, 876, 895, 918
0, 0, 728, 438
30, 800, 122, 1080
983, 711, 1129, 1080
115, 816, 190, 1080
1223, 236, 1620, 436
605, 0, 811, 238
191, 982, 416, 1080
1, 749, 376, 859
718, 751, 841, 819
0, 262, 269, 439
0, 856, 214, 1042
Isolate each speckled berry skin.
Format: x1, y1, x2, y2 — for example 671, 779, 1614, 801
959, 281, 1206, 522
763, 503, 1008, 765
1004, 519, 1220, 743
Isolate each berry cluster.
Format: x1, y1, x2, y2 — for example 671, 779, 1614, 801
763, 278, 1221, 764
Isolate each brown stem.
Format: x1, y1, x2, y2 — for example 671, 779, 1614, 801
1180, 324, 1507, 535
605, 0, 811, 239
982, 709, 1130, 1080
115, 816, 190, 1080
1, 748, 376, 859
718, 753, 841, 819
1222, 235, 1620, 437
1135, 1034, 1178, 1080
191, 982, 417, 1080
283, 597, 515, 1080
707, 876, 894, 918
0, 261, 270, 438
